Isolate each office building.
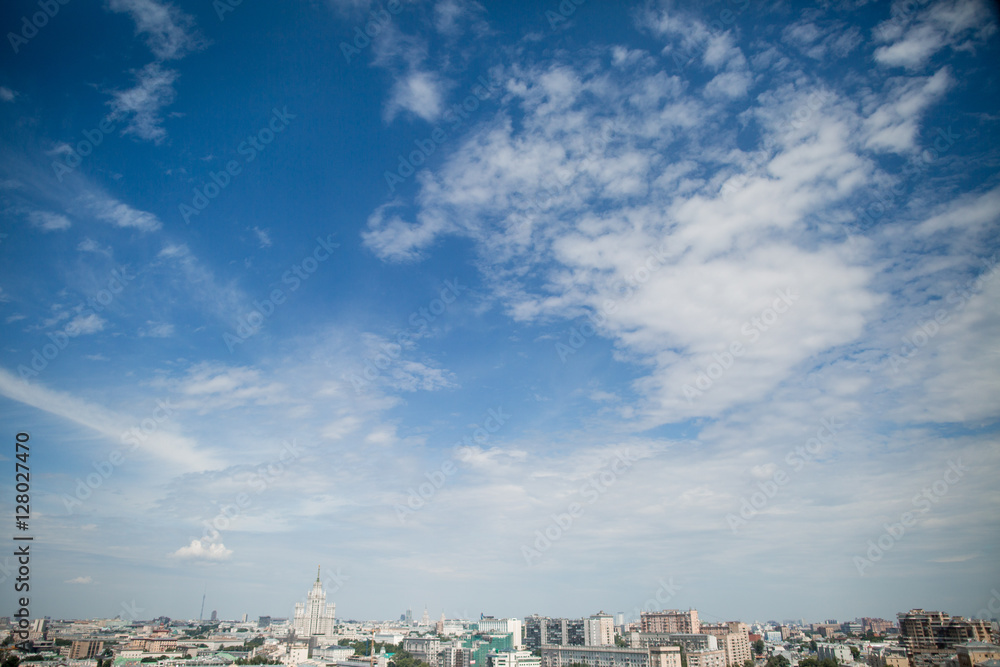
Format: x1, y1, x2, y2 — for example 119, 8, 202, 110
629, 633, 716, 652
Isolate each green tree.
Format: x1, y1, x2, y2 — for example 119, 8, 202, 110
765, 656, 789, 667
850, 647, 860, 661
754, 640, 765, 656
2, 653, 20, 667
809, 641, 818, 652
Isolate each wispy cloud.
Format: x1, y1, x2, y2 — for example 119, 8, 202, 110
106, 63, 180, 144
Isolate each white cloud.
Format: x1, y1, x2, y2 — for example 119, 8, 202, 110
0, 87, 16, 102
83, 191, 163, 232
106, 63, 179, 144
139, 321, 175, 337
171, 539, 233, 561
65, 576, 93, 584
107, 0, 205, 61
0, 368, 227, 471
253, 226, 272, 248
27, 210, 71, 231
385, 70, 446, 122
873, 0, 996, 69
69, 313, 107, 335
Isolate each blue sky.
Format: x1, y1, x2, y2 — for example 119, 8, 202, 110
1, 0, 999, 625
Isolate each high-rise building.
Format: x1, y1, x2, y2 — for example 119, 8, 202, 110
898, 610, 994, 651
641, 611, 700, 635
292, 567, 337, 638
525, 617, 585, 650
701, 623, 751, 667
585, 613, 616, 647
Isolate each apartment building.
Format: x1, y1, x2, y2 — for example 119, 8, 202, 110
686, 649, 727, 667
640, 611, 700, 635
701, 623, 752, 667
541, 645, 651, 667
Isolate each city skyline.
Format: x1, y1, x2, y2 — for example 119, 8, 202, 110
1, 0, 999, 625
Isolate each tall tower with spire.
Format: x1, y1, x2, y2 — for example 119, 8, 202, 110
292, 566, 337, 637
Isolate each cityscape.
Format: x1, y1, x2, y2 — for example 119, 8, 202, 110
2, 571, 999, 667
1, 0, 999, 657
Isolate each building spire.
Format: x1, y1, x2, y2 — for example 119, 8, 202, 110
316, 565, 321, 583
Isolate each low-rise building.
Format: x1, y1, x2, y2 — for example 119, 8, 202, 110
541, 644, 651, 667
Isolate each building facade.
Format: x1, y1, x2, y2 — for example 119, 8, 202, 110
686, 650, 727, 667
292, 568, 336, 638
585, 614, 616, 647
957, 643, 1000, 667
640, 611, 700, 635
541, 645, 650, 667
525, 617, 586, 650
701, 623, 751, 667
817, 644, 852, 664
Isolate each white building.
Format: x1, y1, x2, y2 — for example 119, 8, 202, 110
585, 614, 616, 647
817, 644, 853, 664
491, 650, 542, 667
292, 567, 337, 638
478, 618, 524, 649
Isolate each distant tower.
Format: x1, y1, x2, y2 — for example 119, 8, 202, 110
421, 607, 430, 626
405, 609, 413, 624
210, 610, 218, 622
292, 566, 336, 637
